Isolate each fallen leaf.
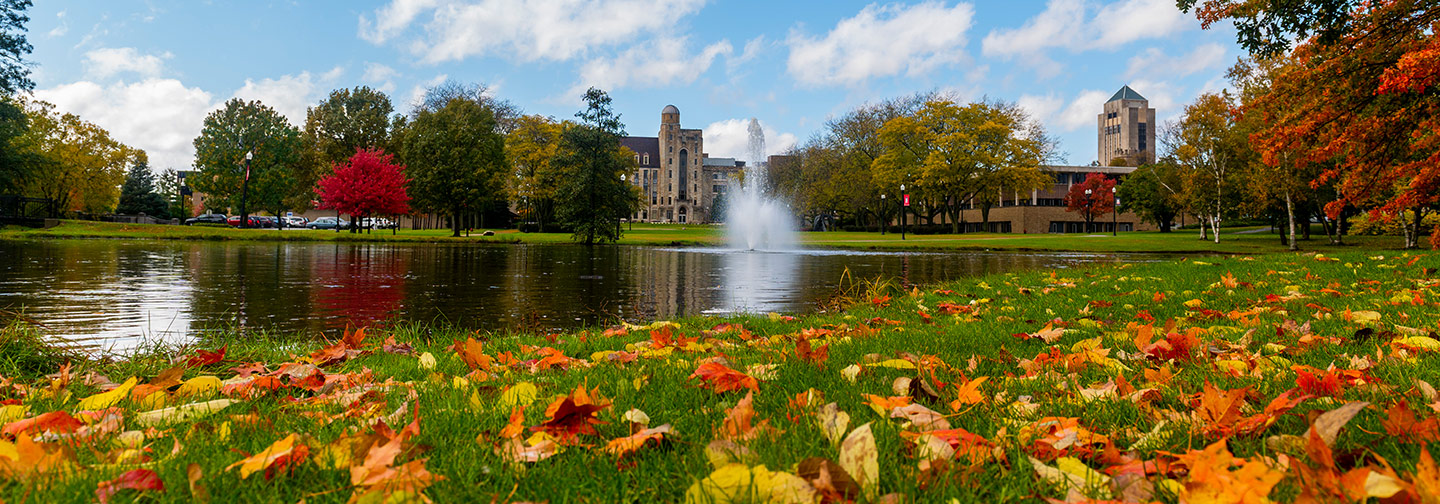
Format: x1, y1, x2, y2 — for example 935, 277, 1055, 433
839, 422, 878, 501
226, 433, 308, 480
78, 376, 138, 410
690, 362, 759, 394
95, 468, 164, 504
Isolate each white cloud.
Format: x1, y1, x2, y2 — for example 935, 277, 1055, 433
35, 78, 215, 171
1017, 94, 1065, 126
231, 69, 340, 124
1018, 89, 1109, 134
359, 0, 707, 64
701, 118, 798, 163
571, 37, 732, 96
728, 36, 766, 71
982, 0, 1191, 75
83, 47, 170, 79
362, 62, 399, 93
1092, 0, 1192, 48
786, 1, 975, 86
48, 10, 67, 37
1125, 43, 1226, 80
357, 0, 441, 44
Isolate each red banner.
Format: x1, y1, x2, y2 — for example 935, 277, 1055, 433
903, 194, 910, 207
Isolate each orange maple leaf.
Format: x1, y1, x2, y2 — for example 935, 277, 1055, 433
450, 337, 491, 371
2, 410, 84, 438
717, 390, 773, 441
500, 406, 526, 439
1382, 400, 1440, 442
604, 424, 672, 458
1173, 439, 1284, 503
95, 469, 164, 504
948, 377, 988, 411
689, 362, 758, 394
1193, 382, 1248, 438
796, 339, 830, 366
535, 384, 611, 443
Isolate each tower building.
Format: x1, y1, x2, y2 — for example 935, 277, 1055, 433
1097, 86, 1156, 166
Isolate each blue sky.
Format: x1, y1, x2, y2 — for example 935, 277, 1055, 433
28, 0, 1239, 172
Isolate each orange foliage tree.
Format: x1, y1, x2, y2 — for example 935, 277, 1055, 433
1182, 0, 1440, 248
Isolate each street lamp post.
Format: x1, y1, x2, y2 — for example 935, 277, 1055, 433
239, 151, 253, 229
1112, 189, 1119, 237
1084, 188, 1092, 233
900, 184, 907, 241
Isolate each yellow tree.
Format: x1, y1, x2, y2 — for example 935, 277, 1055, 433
1174, 93, 1244, 243
506, 114, 566, 231
12, 97, 138, 216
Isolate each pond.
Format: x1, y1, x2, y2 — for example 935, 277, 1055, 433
0, 240, 1162, 351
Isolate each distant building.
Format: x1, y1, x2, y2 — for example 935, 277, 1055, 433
1097, 85, 1156, 166
620, 105, 743, 223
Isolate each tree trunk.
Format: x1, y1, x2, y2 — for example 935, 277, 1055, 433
1285, 191, 1298, 251
1211, 214, 1221, 244
1199, 214, 1208, 240
949, 196, 960, 234
451, 211, 461, 237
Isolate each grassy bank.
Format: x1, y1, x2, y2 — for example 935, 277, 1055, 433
0, 219, 1409, 253
0, 251, 1437, 502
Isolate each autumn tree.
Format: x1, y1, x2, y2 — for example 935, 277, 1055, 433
396, 96, 506, 237
1116, 162, 1183, 232
11, 97, 138, 216
191, 99, 303, 219
506, 114, 565, 231
414, 81, 521, 134
0, 0, 34, 95
553, 88, 641, 245
1065, 172, 1117, 233
116, 153, 168, 218
0, 95, 28, 193
875, 99, 1049, 233
296, 87, 394, 211
1173, 93, 1243, 243
316, 149, 410, 234
1182, 0, 1440, 248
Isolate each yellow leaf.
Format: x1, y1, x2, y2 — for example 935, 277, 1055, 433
685, 463, 754, 504
418, 352, 437, 370
0, 404, 27, 425
77, 376, 138, 410
1396, 337, 1440, 351
226, 433, 303, 479
500, 382, 539, 409
1184, 299, 1205, 308
839, 422, 879, 501
137, 391, 167, 410
814, 403, 850, 447
872, 359, 915, 369
840, 364, 861, 383
176, 376, 222, 398
134, 399, 236, 426
1349, 310, 1382, 324
1363, 471, 1404, 498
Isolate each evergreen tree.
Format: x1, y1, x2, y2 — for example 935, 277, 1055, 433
116, 155, 168, 217
554, 88, 640, 245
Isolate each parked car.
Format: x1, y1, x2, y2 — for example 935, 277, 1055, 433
308, 217, 349, 230
257, 216, 280, 228
360, 217, 397, 230
226, 215, 264, 228
283, 216, 307, 228
184, 213, 227, 226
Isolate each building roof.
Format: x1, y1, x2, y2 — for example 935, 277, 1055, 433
1107, 85, 1147, 103
662, 104, 679, 114
619, 137, 660, 168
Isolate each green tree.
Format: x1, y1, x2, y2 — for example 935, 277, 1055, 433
296, 87, 395, 211
415, 81, 521, 134
1116, 162, 1183, 232
506, 114, 566, 231
115, 153, 168, 217
0, 95, 28, 192
155, 168, 190, 219
396, 97, 507, 237
874, 99, 1049, 233
1173, 93, 1244, 243
190, 98, 303, 220
0, 0, 34, 95
12, 97, 137, 215
554, 88, 640, 245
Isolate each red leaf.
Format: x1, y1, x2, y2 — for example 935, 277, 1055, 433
96, 469, 164, 504
186, 346, 226, 367
689, 362, 759, 394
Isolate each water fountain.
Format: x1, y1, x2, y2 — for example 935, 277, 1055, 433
726, 118, 796, 251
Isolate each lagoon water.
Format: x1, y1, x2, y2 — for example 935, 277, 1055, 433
0, 240, 1156, 351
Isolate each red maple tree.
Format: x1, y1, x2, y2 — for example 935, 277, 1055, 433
316, 149, 411, 232
1064, 172, 1117, 233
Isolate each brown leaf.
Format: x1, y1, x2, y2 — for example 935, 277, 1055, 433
186, 463, 210, 503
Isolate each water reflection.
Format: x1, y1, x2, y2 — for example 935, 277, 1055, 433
0, 240, 1163, 350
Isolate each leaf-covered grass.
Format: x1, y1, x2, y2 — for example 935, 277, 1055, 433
1, 250, 1437, 502
0, 219, 1409, 253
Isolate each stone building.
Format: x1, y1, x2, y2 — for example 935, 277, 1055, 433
1096, 85, 1157, 166
619, 105, 742, 223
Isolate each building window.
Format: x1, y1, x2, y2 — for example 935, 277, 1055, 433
643, 154, 649, 165
634, 154, 640, 163
1138, 123, 1147, 152
713, 185, 724, 193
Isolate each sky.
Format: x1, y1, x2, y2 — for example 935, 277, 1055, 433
27, 0, 1240, 173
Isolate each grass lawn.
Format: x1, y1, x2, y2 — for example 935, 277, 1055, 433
0, 219, 1409, 254
1, 250, 1437, 502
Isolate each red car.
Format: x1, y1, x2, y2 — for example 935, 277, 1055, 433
226, 215, 264, 228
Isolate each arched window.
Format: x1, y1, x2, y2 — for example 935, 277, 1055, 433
678, 150, 689, 201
